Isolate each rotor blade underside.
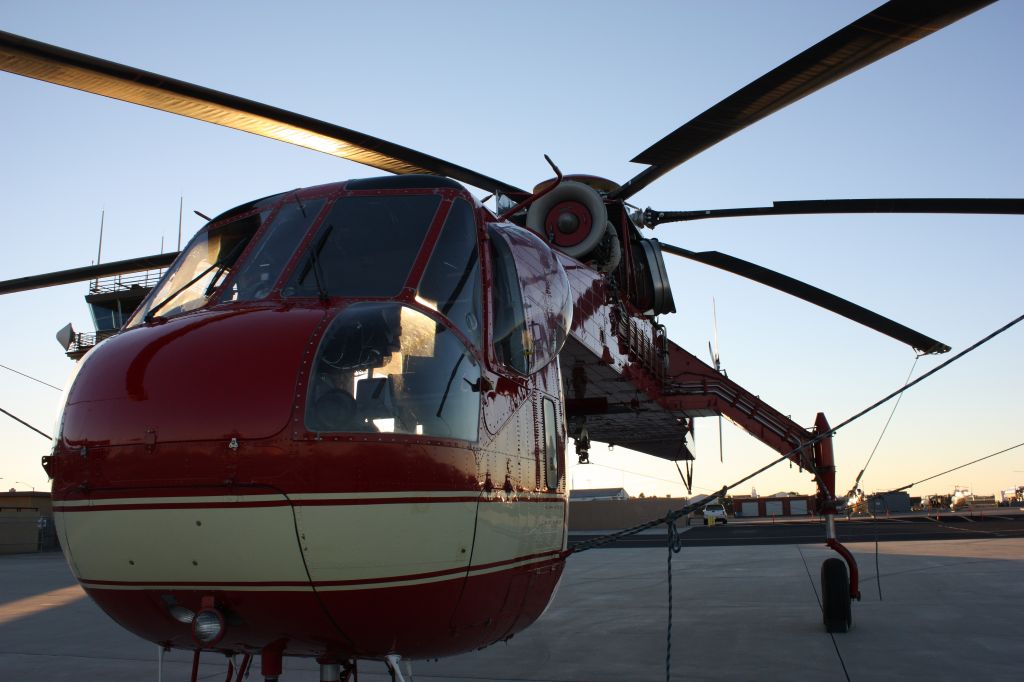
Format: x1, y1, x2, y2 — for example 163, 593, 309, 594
0, 31, 523, 196
0, 252, 179, 295
660, 243, 950, 354
645, 198, 1024, 226
613, 0, 995, 201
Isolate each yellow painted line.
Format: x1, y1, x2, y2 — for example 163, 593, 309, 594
0, 584, 87, 625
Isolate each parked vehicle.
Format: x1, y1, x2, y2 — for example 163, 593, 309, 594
703, 503, 728, 525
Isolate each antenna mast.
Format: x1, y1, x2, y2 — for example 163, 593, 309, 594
96, 210, 105, 264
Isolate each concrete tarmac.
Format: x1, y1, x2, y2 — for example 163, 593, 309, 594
1, 538, 1020, 680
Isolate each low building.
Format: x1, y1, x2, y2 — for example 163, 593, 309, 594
569, 488, 629, 502
568, 495, 690, 531
0, 491, 56, 554
732, 493, 816, 517
867, 491, 912, 514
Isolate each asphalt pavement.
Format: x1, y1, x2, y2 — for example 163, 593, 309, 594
569, 510, 1024, 548
1, 529, 1021, 680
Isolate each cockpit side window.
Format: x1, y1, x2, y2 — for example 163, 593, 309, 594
305, 302, 480, 441
417, 199, 481, 348
219, 198, 325, 303
283, 194, 441, 299
488, 227, 529, 375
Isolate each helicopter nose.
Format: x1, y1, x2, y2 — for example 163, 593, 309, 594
58, 307, 325, 449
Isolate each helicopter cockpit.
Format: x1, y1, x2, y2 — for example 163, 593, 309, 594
122, 178, 487, 443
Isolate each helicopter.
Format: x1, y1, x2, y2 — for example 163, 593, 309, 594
1, 1, 1022, 680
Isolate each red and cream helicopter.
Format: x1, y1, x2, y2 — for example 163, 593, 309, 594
1, 1, 1022, 680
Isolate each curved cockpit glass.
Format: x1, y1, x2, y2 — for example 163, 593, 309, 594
488, 224, 572, 374
489, 227, 529, 374
305, 302, 480, 441
219, 198, 326, 303
416, 199, 481, 348
127, 191, 466, 329
126, 207, 271, 327
283, 194, 442, 299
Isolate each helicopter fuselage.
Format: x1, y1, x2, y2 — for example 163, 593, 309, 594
47, 176, 572, 660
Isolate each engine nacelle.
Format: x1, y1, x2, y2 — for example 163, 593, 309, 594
526, 180, 612, 261
633, 238, 676, 316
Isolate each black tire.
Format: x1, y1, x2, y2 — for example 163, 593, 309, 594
821, 557, 852, 633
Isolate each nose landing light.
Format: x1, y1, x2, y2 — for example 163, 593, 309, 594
192, 610, 226, 646
177, 595, 226, 647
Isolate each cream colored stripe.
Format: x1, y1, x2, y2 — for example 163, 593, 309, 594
57, 507, 311, 583
58, 499, 565, 589
58, 502, 480, 584
79, 553, 561, 593
55, 491, 482, 508
79, 581, 315, 592
54, 490, 565, 509
54, 494, 284, 508
470, 501, 567, 567
290, 491, 478, 501
295, 502, 476, 583
316, 553, 561, 591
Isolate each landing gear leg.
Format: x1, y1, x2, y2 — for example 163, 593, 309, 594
821, 514, 859, 633
261, 640, 285, 681
190, 650, 201, 682
235, 654, 253, 682
157, 644, 169, 682
318, 659, 341, 682
318, 656, 357, 681
384, 654, 411, 682
812, 414, 859, 633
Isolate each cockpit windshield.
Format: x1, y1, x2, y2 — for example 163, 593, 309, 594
415, 199, 481, 347
283, 194, 441, 299
126, 208, 269, 327
219, 198, 325, 303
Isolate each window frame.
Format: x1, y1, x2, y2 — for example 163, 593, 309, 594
543, 397, 560, 491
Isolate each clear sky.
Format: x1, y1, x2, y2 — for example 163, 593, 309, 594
1, 1, 1021, 500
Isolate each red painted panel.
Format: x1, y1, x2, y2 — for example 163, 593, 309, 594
83, 557, 565, 659
51, 440, 480, 498
62, 306, 326, 445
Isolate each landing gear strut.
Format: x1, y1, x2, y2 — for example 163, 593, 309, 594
317, 657, 357, 681
384, 654, 411, 682
813, 414, 860, 633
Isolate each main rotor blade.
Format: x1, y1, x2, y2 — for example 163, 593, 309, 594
644, 198, 1024, 226
0, 31, 523, 196
660, 242, 950, 354
612, 0, 995, 201
0, 252, 178, 295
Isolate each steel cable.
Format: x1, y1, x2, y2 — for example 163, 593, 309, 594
0, 363, 61, 391
849, 355, 919, 497
568, 311, 1023, 681
886, 441, 1024, 494
0, 405, 52, 440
